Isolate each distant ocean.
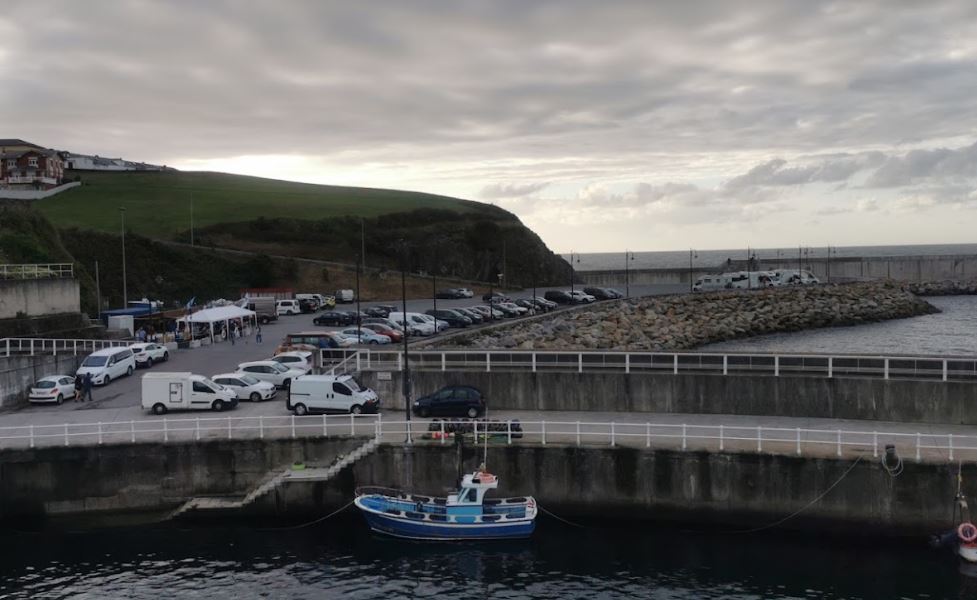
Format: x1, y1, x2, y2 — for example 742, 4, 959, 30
574, 243, 977, 271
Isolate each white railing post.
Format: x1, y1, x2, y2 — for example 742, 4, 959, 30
673, 354, 678, 375
356, 352, 361, 372
30, 339, 35, 356
578, 353, 582, 373
441, 353, 446, 372
350, 413, 355, 436
873, 431, 878, 458
723, 354, 728, 375
375, 413, 380, 440
626, 354, 630, 374
163, 418, 168, 443
98, 422, 103, 445
916, 433, 921, 462
260, 416, 265, 439
407, 419, 412, 444
796, 427, 801, 455
507, 420, 512, 445
836, 429, 841, 457
542, 421, 546, 445
440, 419, 445, 445
397, 352, 402, 372
576, 421, 581, 446
532, 353, 536, 373
64, 423, 69, 446
646, 422, 651, 448
29, 424, 34, 448
130, 420, 135, 443
757, 426, 762, 452
884, 358, 889, 380
228, 417, 233, 439
943, 360, 948, 382
610, 422, 615, 447
719, 425, 724, 451
949, 434, 954, 462
195, 418, 200, 441
682, 424, 687, 450
291, 415, 296, 438
323, 414, 328, 437
828, 357, 833, 378
486, 353, 491, 372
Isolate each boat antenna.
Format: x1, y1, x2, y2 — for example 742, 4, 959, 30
482, 405, 488, 469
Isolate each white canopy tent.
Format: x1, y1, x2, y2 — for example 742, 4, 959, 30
177, 305, 257, 343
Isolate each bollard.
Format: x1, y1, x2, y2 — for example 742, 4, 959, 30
407, 419, 412, 444
576, 421, 581, 446
950, 434, 954, 462
796, 427, 801, 455
610, 422, 616, 447
130, 420, 135, 443
163, 418, 168, 443
507, 420, 512, 445
719, 425, 724, 451
873, 431, 878, 458
836, 429, 841, 457
646, 422, 651, 448
260, 416, 265, 439
323, 414, 329, 437
291, 415, 296, 439
542, 421, 546, 445
682, 424, 687, 450
29, 424, 34, 449
195, 418, 200, 441
98, 422, 103, 445
757, 426, 761, 453
440, 420, 445, 445
228, 417, 233, 440
350, 413, 355, 436
64, 423, 69, 446
916, 432, 921, 462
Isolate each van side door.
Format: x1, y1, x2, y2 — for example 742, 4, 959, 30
191, 380, 215, 407
331, 381, 352, 411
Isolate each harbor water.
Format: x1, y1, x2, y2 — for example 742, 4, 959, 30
2, 516, 974, 599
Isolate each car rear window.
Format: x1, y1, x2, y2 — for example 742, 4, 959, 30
35, 380, 56, 388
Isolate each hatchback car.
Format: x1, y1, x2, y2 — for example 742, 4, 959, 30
28, 375, 75, 404
412, 385, 486, 418
482, 291, 510, 303
129, 342, 169, 367
272, 351, 314, 373
544, 290, 573, 304
237, 361, 305, 388
313, 311, 354, 326
211, 373, 277, 402
340, 328, 393, 344
362, 322, 403, 342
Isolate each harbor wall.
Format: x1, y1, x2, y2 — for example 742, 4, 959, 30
579, 254, 977, 286
0, 278, 80, 319
0, 439, 969, 535
0, 354, 84, 408
361, 370, 977, 426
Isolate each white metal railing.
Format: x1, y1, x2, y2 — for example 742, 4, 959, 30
329, 349, 977, 383
0, 263, 74, 280
0, 414, 972, 463
1, 337, 131, 357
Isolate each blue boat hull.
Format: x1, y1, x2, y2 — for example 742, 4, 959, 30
361, 510, 535, 540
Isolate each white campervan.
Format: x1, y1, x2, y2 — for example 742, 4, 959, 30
772, 269, 820, 286
76, 347, 136, 386
286, 374, 379, 415
692, 274, 732, 293
142, 372, 238, 415
725, 271, 777, 289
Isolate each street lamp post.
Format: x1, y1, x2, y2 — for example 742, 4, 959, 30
625, 250, 635, 298
119, 207, 127, 307
747, 245, 752, 290
569, 251, 579, 299
826, 245, 838, 282
355, 253, 362, 340
398, 241, 412, 442
689, 249, 697, 293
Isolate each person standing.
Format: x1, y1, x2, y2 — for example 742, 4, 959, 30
230, 323, 237, 346
73, 374, 83, 402
83, 373, 94, 402
256, 324, 262, 344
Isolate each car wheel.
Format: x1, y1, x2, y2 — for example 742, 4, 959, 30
212, 399, 225, 412
369, 339, 378, 345
350, 404, 362, 415
293, 403, 308, 416
467, 407, 479, 419
152, 403, 167, 415
250, 392, 261, 402
419, 407, 430, 418
146, 358, 153, 368
283, 378, 291, 389
163, 352, 169, 362
103, 375, 110, 385
56, 394, 63, 405
126, 366, 134, 377
261, 316, 270, 324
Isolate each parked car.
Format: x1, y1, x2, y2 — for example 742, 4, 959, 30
28, 375, 75, 405
286, 374, 379, 415
362, 322, 403, 342
363, 317, 410, 334
340, 328, 393, 344
297, 298, 318, 313
583, 287, 616, 301
77, 347, 136, 386
237, 360, 305, 389
435, 288, 465, 299
569, 291, 596, 304
129, 342, 169, 368
296, 293, 326, 310
471, 305, 505, 320
313, 311, 354, 326
412, 385, 485, 418
604, 288, 624, 299
498, 302, 528, 315
272, 351, 314, 373
334, 289, 356, 303
456, 288, 474, 298
143, 372, 238, 414
388, 312, 437, 336
340, 310, 369, 325
490, 303, 520, 317
482, 291, 509, 303
211, 373, 277, 402
417, 313, 450, 332
425, 309, 472, 327
326, 332, 358, 347
365, 305, 395, 318
276, 299, 300, 315
534, 296, 558, 310
544, 290, 573, 304
514, 299, 538, 314
454, 307, 484, 324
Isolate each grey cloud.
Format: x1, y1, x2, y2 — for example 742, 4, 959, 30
479, 182, 550, 198
866, 142, 977, 187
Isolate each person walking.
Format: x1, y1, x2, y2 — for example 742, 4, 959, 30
256, 324, 262, 344
83, 373, 94, 402
73, 374, 83, 402
230, 323, 237, 346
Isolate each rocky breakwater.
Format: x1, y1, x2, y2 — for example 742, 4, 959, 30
444, 282, 938, 351
907, 279, 977, 296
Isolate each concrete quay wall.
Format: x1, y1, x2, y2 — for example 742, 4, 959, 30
1, 439, 969, 535
0, 278, 80, 319
361, 370, 977, 426
0, 354, 84, 408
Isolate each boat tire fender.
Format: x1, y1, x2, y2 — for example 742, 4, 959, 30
958, 522, 977, 544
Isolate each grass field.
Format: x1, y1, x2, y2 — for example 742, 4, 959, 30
36, 170, 496, 238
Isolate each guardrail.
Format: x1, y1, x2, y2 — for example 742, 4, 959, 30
0, 414, 971, 463
1, 338, 131, 357
0, 263, 74, 280
324, 349, 977, 383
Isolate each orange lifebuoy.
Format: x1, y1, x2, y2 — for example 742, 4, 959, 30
958, 522, 977, 544
475, 471, 496, 483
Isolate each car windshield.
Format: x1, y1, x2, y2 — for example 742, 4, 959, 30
35, 380, 56, 388
344, 378, 362, 392
82, 356, 107, 367
201, 378, 221, 389
239, 374, 261, 385
271, 363, 289, 373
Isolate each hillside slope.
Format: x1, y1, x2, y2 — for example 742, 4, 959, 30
37, 170, 509, 237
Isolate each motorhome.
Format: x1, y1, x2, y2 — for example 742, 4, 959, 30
691, 274, 732, 292
725, 271, 777, 289
771, 269, 820, 286
141, 372, 238, 414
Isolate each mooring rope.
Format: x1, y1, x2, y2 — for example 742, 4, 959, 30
255, 499, 357, 531
537, 504, 588, 528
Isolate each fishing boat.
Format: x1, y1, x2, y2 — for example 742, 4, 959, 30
354, 469, 537, 540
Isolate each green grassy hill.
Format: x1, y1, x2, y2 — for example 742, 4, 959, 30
37, 170, 507, 237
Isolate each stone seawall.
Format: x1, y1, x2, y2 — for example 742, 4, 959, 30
445, 282, 937, 351
907, 279, 977, 296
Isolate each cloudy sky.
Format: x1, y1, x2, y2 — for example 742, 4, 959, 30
4, 1, 977, 252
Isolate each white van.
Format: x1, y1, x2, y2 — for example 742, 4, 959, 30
277, 299, 300, 315
286, 374, 379, 415
77, 347, 136, 386
334, 289, 355, 303
388, 312, 436, 336
772, 269, 820, 286
142, 372, 239, 415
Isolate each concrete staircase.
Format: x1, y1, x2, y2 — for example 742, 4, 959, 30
168, 438, 380, 520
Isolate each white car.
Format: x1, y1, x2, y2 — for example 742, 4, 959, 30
129, 342, 169, 367
28, 375, 75, 404
272, 351, 313, 373
237, 360, 305, 389
277, 299, 300, 315
211, 373, 278, 402
569, 291, 596, 304
417, 314, 450, 332
388, 312, 437, 336
456, 288, 474, 298
498, 302, 528, 315
340, 328, 392, 345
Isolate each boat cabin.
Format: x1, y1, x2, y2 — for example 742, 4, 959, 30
447, 472, 498, 515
